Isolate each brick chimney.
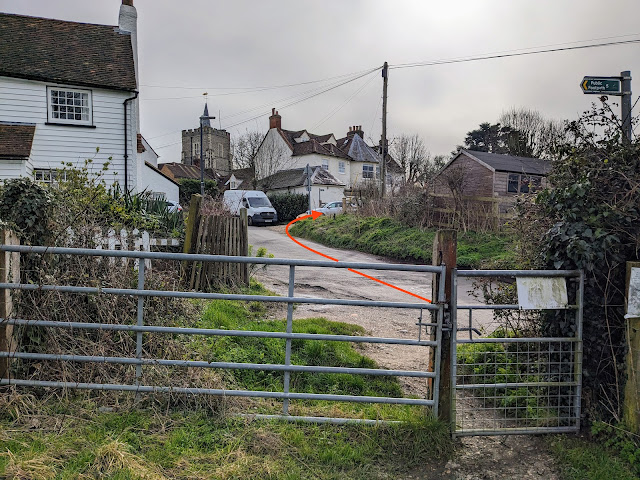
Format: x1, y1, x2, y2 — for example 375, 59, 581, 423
119, 0, 138, 86
347, 125, 364, 139
269, 108, 282, 130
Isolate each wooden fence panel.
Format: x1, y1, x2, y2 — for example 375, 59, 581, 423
186, 211, 249, 291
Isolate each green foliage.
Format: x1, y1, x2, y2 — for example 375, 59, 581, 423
196, 295, 403, 398
0, 177, 52, 244
532, 103, 640, 419
178, 178, 218, 205
290, 214, 516, 268
590, 422, 640, 475
268, 192, 309, 222
549, 434, 638, 480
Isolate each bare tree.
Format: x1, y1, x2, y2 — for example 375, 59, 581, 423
391, 134, 433, 186
232, 130, 264, 170
499, 107, 564, 159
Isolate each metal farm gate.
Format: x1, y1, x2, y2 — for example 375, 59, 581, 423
0, 245, 446, 425
450, 269, 583, 436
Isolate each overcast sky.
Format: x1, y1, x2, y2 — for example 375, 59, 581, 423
3, 0, 640, 161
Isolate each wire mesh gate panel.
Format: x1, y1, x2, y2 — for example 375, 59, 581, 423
0, 245, 445, 425
451, 269, 583, 436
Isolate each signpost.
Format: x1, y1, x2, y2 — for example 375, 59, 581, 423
304, 164, 313, 214
580, 77, 622, 95
581, 71, 632, 143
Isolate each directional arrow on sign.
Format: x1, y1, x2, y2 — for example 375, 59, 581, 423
581, 76, 622, 95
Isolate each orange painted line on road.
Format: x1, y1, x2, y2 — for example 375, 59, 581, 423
285, 213, 431, 304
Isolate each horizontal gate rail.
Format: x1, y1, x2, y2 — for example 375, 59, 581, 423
0, 245, 444, 272
0, 379, 435, 406
0, 244, 446, 424
0, 283, 439, 311
0, 318, 437, 346
0, 352, 434, 378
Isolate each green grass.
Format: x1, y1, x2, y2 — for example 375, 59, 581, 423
192, 285, 406, 418
0, 401, 452, 479
289, 214, 516, 268
549, 435, 639, 480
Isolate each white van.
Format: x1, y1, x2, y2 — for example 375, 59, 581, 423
223, 190, 278, 226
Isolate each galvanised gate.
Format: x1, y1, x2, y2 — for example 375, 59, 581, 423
0, 245, 446, 425
0, 245, 583, 433
451, 269, 583, 436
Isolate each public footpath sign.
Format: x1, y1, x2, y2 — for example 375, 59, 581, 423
581, 76, 622, 95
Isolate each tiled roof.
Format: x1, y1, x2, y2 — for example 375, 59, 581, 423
0, 124, 36, 159
159, 162, 218, 181
261, 166, 344, 190
0, 13, 136, 91
462, 149, 551, 175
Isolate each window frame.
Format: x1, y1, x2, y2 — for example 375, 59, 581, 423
46, 86, 93, 126
322, 158, 329, 171
338, 161, 345, 174
507, 173, 542, 194
362, 164, 374, 179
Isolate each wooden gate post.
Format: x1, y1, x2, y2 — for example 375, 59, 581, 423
624, 261, 640, 432
432, 229, 457, 424
0, 229, 19, 379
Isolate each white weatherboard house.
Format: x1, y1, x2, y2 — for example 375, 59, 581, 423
253, 109, 402, 208
0, 1, 178, 202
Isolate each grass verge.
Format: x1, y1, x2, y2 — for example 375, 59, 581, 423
548, 435, 638, 480
0, 395, 452, 479
289, 214, 515, 268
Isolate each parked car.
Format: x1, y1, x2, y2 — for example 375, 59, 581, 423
316, 201, 343, 216
166, 200, 183, 213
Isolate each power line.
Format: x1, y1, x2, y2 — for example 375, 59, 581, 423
390, 38, 640, 70
140, 67, 378, 92
221, 68, 381, 130
313, 73, 378, 130
153, 68, 381, 149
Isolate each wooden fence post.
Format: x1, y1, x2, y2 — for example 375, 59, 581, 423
0, 230, 19, 379
239, 208, 249, 285
182, 194, 202, 284
624, 261, 640, 432
431, 229, 457, 424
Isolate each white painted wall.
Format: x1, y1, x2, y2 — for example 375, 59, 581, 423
0, 159, 31, 180
254, 129, 294, 180
142, 164, 179, 203
0, 76, 137, 188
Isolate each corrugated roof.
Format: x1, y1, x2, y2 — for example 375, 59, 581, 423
0, 13, 137, 91
463, 149, 551, 175
0, 123, 36, 159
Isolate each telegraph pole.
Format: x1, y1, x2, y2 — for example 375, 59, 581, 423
621, 70, 632, 144
380, 62, 389, 197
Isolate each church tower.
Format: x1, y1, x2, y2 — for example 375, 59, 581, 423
181, 103, 231, 175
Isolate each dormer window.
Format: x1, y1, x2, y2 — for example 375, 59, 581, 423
47, 87, 92, 126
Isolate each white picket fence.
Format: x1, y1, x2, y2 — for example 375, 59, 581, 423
66, 227, 181, 269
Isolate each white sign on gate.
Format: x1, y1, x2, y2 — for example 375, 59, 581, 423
516, 277, 569, 310
626, 267, 640, 319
